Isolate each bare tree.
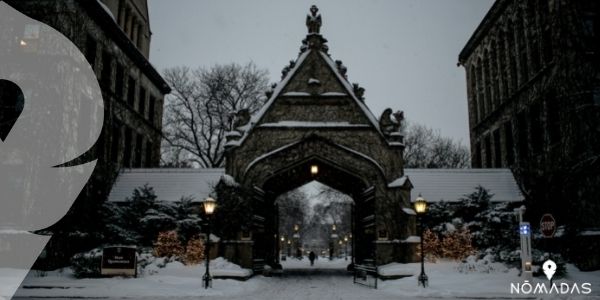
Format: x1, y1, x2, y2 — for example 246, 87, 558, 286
403, 122, 470, 168
161, 62, 269, 168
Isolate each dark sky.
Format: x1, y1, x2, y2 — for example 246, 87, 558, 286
148, 0, 494, 147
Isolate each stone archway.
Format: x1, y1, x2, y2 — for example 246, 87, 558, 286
223, 6, 416, 271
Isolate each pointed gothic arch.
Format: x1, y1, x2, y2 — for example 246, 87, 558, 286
221, 6, 415, 270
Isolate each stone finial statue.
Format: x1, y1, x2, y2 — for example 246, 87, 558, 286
379, 108, 404, 135
306, 5, 322, 34
233, 108, 251, 130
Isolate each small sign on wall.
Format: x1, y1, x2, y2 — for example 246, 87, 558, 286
101, 246, 137, 277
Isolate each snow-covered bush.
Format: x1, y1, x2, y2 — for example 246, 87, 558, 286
183, 236, 205, 265
102, 185, 203, 247
457, 253, 506, 273
441, 227, 475, 260
70, 248, 102, 278
153, 231, 184, 258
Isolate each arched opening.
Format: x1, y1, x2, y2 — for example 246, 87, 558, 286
252, 156, 377, 271
276, 182, 353, 271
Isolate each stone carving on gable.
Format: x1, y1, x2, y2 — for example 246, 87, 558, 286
306, 5, 322, 34
335, 60, 348, 79
232, 108, 251, 130
379, 108, 404, 135
353, 83, 365, 101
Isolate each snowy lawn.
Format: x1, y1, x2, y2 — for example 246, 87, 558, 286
8, 259, 600, 299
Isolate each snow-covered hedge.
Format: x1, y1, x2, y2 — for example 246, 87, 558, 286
70, 248, 102, 278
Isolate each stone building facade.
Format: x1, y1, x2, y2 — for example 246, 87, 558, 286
223, 7, 415, 270
459, 0, 600, 268
5, 0, 170, 263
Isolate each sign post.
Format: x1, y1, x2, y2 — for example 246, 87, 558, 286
540, 214, 556, 238
101, 246, 137, 277
515, 206, 532, 280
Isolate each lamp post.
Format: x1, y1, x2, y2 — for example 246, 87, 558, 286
202, 197, 217, 289
414, 194, 428, 288
344, 236, 348, 260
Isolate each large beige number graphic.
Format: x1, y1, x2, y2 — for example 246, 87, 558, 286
0, 3, 104, 299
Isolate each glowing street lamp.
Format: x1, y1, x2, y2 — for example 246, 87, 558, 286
202, 197, 217, 289
310, 164, 319, 175
414, 194, 428, 288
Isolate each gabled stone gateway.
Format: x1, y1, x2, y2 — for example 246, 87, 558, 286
223, 6, 415, 270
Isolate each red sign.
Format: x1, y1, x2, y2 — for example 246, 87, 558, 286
540, 214, 556, 238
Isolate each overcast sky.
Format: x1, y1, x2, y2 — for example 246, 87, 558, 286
147, 0, 493, 147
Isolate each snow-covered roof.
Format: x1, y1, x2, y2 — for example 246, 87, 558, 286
107, 168, 225, 203
405, 168, 524, 203
231, 47, 384, 148
107, 168, 523, 203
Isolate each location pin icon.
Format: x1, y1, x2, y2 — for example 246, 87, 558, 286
543, 259, 557, 280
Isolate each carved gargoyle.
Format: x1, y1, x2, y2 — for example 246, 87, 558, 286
306, 5, 322, 34
232, 108, 251, 130
379, 108, 404, 135
353, 83, 365, 101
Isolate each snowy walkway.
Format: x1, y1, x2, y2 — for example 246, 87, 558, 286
9, 259, 600, 299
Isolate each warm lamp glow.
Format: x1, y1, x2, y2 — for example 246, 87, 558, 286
20, 40, 27, 46
203, 197, 217, 215
344, 236, 348, 242
414, 194, 428, 214
332, 224, 336, 231
310, 165, 319, 175
294, 224, 299, 232
281, 236, 285, 242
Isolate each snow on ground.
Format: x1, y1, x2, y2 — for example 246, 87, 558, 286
281, 257, 350, 270
9, 258, 600, 299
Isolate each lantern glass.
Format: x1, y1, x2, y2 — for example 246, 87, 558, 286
203, 197, 217, 215
310, 165, 319, 175
414, 195, 427, 214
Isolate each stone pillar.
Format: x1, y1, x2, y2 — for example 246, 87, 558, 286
131, 19, 139, 45
124, 9, 132, 38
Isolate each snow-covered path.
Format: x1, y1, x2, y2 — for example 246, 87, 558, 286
10, 259, 600, 299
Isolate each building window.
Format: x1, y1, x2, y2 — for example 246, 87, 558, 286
111, 121, 121, 163
497, 30, 508, 101
469, 65, 479, 123
516, 10, 529, 85
517, 111, 529, 159
504, 122, 514, 165
145, 141, 153, 167
474, 142, 482, 168
526, 1, 541, 73
490, 40, 500, 109
101, 51, 112, 89
546, 93, 560, 144
139, 87, 146, 116
85, 34, 97, 70
507, 22, 518, 93
127, 76, 136, 107
115, 64, 124, 99
149, 97, 156, 124
484, 135, 492, 168
135, 134, 143, 167
483, 51, 492, 115
530, 103, 543, 154
476, 58, 485, 119
493, 129, 502, 167
123, 127, 133, 168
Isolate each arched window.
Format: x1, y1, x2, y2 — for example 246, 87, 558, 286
490, 39, 500, 110
526, 0, 541, 72
483, 50, 492, 115
497, 30, 508, 101
476, 58, 485, 119
516, 9, 529, 84
506, 20, 518, 93
469, 64, 479, 123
